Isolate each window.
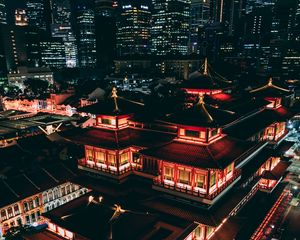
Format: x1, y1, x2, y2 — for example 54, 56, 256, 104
53, 189, 59, 199
66, 185, 71, 194
132, 152, 141, 164
61, 187, 66, 196
1, 210, 7, 220
23, 202, 28, 212
120, 152, 129, 165
36, 210, 41, 220
178, 169, 190, 185
31, 212, 36, 222
48, 191, 54, 201
14, 205, 19, 215
227, 164, 232, 174
86, 148, 93, 161
107, 154, 116, 167
95, 151, 105, 164
25, 215, 30, 224
101, 118, 111, 125
210, 128, 218, 137
7, 207, 13, 218
29, 200, 34, 210
207, 227, 214, 237
34, 197, 40, 207
185, 129, 199, 138
164, 166, 174, 181
195, 173, 206, 188
43, 193, 48, 203
210, 172, 216, 187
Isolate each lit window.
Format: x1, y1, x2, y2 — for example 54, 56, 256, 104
185, 129, 199, 138
210, 172, 216, 187
178, 169, 190, 185
164, 166, 174, 181
101, 118, 111, 125
95, 151, 105, 164
120, 152, 129, 165
86, 148, 93, 161
107, 154, 116, 166
195, 173, 206, 188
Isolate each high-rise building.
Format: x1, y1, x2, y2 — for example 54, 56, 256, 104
40, 40, 66, 68
95, 0, 117, 68
116, 0, 151, 57
189, 0, 210, 54
15, 9, 29, 27
74, 2, 96, 68
151, 0, 191, 56
26, 0, 47, 31
0, 0, 6, 24
51, 0, 78, 68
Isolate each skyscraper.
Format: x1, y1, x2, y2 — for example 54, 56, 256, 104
95, 0, 117, 68
0, 0, 6, 24
26, 0, 47, 31
151, 0, 191, 56
189, 0, 210, 54
51, 0, 78, 68
74, 2, 96, 68
116, 0, 151, 57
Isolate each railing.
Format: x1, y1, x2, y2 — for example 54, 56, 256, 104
78, 159, 137, 176
153, 169, 241, 201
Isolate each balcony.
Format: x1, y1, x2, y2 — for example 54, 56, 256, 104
78, 159, 136, 178
153, 170, 241, 205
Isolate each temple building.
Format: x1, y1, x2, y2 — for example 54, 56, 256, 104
51, 82, 295, 240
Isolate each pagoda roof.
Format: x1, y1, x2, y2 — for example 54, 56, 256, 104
181, 58, 232, 91
224, 107, 293, 140
140, 136, 257, 169
250, 78, 292, 98
161, 95, 237, 128
43, 194, 162, 240
60, 127, 175, 150
77, 87, 144, 116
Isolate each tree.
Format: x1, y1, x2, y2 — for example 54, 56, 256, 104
24, 78, 49, 95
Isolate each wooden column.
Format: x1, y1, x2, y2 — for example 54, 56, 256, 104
191, 168, 195, 191
206, 170, 210, 195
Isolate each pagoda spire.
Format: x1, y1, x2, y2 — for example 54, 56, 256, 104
111, 87, 119, 112
203, 58, 208, 75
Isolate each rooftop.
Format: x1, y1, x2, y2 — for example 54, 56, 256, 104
141, 136, 257, 169
161, 95, 237, 128
60, 127, 175, 150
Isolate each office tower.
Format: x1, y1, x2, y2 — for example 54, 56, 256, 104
189, 0, 210, 54
0, 0, 6, 24
116, 0, 151, 57
151, 0, 191, 56
15, 9, 28, 27
26, 0, 47, 31
95, 0, 117, 68
51, 0, 78, 68
74, 3, 96, 68
40, 40, 66, 68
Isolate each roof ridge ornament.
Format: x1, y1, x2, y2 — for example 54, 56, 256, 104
111, 87, 119, 112
268, 77, 273, 86
203, 58, 208, 75
197, 93, 214, 123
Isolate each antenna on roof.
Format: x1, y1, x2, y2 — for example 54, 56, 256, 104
111, 87, 119, 112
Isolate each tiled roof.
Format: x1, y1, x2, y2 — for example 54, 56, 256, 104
77, 97, 144, 116
60, 127, 175, 150
43, 194, 160, 240
224, 107, 293, 140
161, 102, 238, 128
0, 164, 77, 208
141, 136, 256, 169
